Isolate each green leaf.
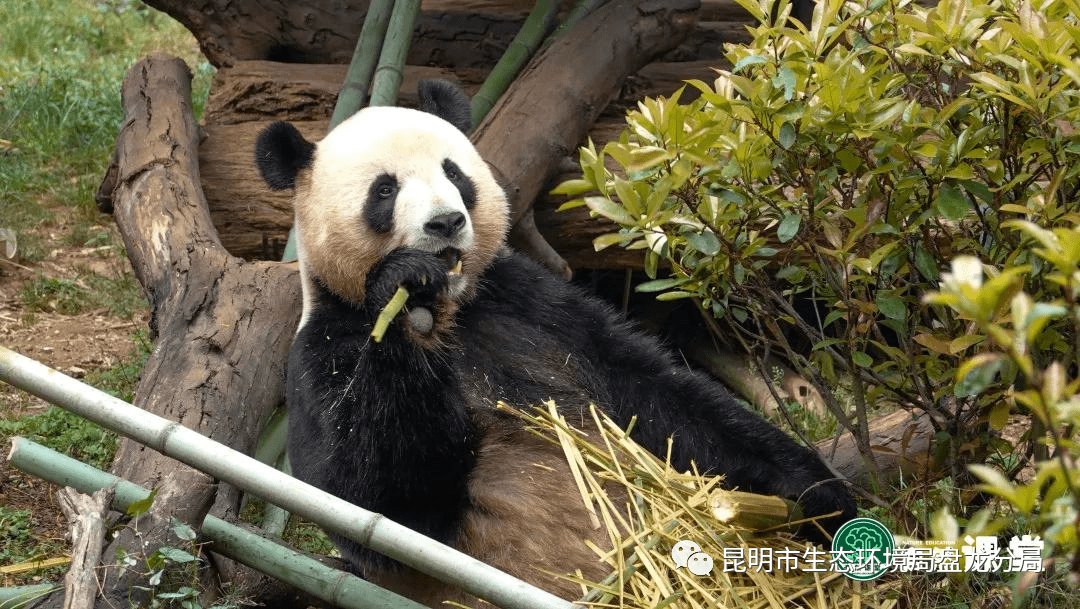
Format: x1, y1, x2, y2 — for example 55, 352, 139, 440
852, 351, 873, 367
836, 148, 861, 173
776, 265, 806, 283
772, 66, 797, 101
777, 214, 801, 243
914, 244, 940, 281
989, 401, 1010, 430
935, 181, 969, 220
733, 54, 768, 73
685, 230, 721, 256
874, 294, 907, 321
636, 278, 683, 293
155, 546, 197, 564
778, 122, 796, 150
954, 355, 1003, 397
592, 232, 634, 252
126, 489, 157, 518
655, 290, 698, 301
549, 178, 593, 196
584, 196, 634, 226
171, 517, 197, 541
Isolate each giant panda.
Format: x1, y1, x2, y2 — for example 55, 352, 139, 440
255, 80, 856, 605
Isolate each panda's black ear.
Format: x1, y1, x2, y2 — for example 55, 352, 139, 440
418, 79, 472, 133
255, 121, 315, 191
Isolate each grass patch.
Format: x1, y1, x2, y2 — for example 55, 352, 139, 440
19, 270, 145, 319
0, 506, 68, 578
83, 329, 151, 403
0, 407, 117, 471
0, 0, 214, 252
0, 330, 149, 471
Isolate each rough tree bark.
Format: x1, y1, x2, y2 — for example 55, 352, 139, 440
92, 53, 304, 603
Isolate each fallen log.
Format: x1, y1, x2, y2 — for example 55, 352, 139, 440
203, 61, 488, 125
141, 0, 745, 68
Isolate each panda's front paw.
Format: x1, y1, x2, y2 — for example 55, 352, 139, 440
365, 248, 449, 329
793, 479, 857, 545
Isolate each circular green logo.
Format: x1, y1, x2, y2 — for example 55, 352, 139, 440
831, 518, 894, 581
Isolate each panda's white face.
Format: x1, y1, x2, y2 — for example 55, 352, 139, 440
290, 105, 509, 317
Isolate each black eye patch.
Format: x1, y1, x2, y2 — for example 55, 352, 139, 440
365, 173, 398, 234
442, 159, 476, 210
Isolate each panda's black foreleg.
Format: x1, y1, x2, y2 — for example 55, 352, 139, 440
605, 363, 856, 543
289, 247, 476, 575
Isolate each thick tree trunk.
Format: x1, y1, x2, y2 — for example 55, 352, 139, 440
94, 53, 303, 602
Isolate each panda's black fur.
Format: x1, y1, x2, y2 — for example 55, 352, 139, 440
256, 80, 856, 604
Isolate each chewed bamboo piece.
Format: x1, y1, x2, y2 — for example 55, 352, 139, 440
371, 286, 409, 342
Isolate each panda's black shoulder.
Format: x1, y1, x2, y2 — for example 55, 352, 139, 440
468, 249, 600, 324
464, 249, 649, 358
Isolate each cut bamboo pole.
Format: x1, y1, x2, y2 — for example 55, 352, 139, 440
0, 347, 573, 609
329, 0, 394, 128
368, 0, 421, 107
7, 437, 422, 609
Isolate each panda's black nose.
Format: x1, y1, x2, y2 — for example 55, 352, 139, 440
424, 212, 467, 238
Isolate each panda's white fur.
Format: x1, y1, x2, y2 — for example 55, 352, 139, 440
256, 80, 855, 607
291, 105, 508, 328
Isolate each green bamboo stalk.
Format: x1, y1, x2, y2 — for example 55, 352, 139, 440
0, 584, 58, 609
6, 437, 424, 609
368, 0, 422, 107
469, 0, 559, 128
249, 406, 290, 536
330, 0, 395, 129
252, 406, 288, 467
0, 347, 573, 609
261, 453, 291, 537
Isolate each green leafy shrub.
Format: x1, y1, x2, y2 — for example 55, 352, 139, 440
558, 0, 1080, 539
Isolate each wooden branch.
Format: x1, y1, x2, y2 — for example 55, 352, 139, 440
58, 487, 114, 609
101, 52, 300, 498
472, 0, 700, 275
815, 409, 939, 489
141, 0, 533, 68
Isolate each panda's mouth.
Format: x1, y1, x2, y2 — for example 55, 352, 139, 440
438, 248, 463, 276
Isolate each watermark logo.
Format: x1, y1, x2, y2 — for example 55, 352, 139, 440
667, 523, 1043, 580
831, 517, 895, 581
671, 540, 714, 575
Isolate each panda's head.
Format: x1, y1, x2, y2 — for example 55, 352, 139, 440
254, 80, 510, 325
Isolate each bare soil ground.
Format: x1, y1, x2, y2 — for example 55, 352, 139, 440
0, 214, 148, 585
